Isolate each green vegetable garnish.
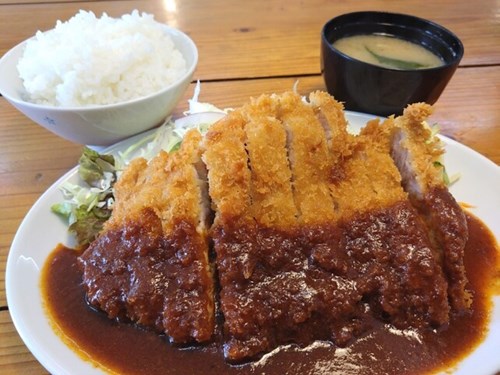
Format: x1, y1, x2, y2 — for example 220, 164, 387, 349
433, 161, 451, 186
51, 147, 117, 247
78, 147, 116, 187
426, 123, 441, 144
365, 46, 428, 70
424, 123, 461, 187
169, 141, 182, 152
68, 206, 109, 246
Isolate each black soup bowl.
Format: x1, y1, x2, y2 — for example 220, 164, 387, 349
321, 11, 464, 116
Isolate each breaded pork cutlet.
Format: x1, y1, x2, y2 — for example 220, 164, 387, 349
79, 90, 470, 364
306, 96, 450, 329
79, 130, 214, 344
334, 115, 451, 328
389, 103, 469, 311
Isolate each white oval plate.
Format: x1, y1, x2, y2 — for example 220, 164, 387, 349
6, 112, 500, 375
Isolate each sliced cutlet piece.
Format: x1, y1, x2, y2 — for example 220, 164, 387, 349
202, 110, 252, 226
202, 110, 260, 360
160, 130, 215, 343
80, 151, 171, 332
80, 131, 214, 344
338, 117, 409, 216
313, 117, 451, 328
240, 94, 298, 228
308, 90, 352, 160
390, 103, 469, 311
277, 91, 336, 225
308, 91, 355, 210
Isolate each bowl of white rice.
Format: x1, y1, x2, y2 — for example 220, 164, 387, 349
0, 10, 198, 146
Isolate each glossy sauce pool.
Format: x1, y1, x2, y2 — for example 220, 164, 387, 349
41, 213, 499, 375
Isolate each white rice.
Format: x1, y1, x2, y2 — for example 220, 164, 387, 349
17, 10, 187, 107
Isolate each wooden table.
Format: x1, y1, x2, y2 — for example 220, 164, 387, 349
1, 0, 499, 373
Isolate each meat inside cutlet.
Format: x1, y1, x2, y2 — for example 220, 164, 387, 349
389, 103, 470, 311
79, 130, 214, 343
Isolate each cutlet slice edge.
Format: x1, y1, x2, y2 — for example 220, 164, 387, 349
240, 94, 298, 229
277, 91, 337, 225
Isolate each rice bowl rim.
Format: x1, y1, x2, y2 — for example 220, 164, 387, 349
0, 24, 198, 112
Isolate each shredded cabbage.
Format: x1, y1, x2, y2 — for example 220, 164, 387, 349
184, 80, 228, 116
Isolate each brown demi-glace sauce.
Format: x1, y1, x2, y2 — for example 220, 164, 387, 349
41, 212, 499, 375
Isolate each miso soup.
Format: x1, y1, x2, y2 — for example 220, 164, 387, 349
332, 34, 444, 70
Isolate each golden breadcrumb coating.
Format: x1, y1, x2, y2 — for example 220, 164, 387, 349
241, 95, 298, 229
104, 151, 170, 230
110, 156, 148, 220
161, 130, 206, 233
277, 91, 336, 224
333, 118, 407, 218
202, 111, 252, 224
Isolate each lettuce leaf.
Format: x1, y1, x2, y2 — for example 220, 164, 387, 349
51, 147, 116, 247
67, 205, 110, 247
78, 147, 116, 188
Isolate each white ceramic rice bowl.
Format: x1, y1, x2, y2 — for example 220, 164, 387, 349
0, 25, 198, 146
